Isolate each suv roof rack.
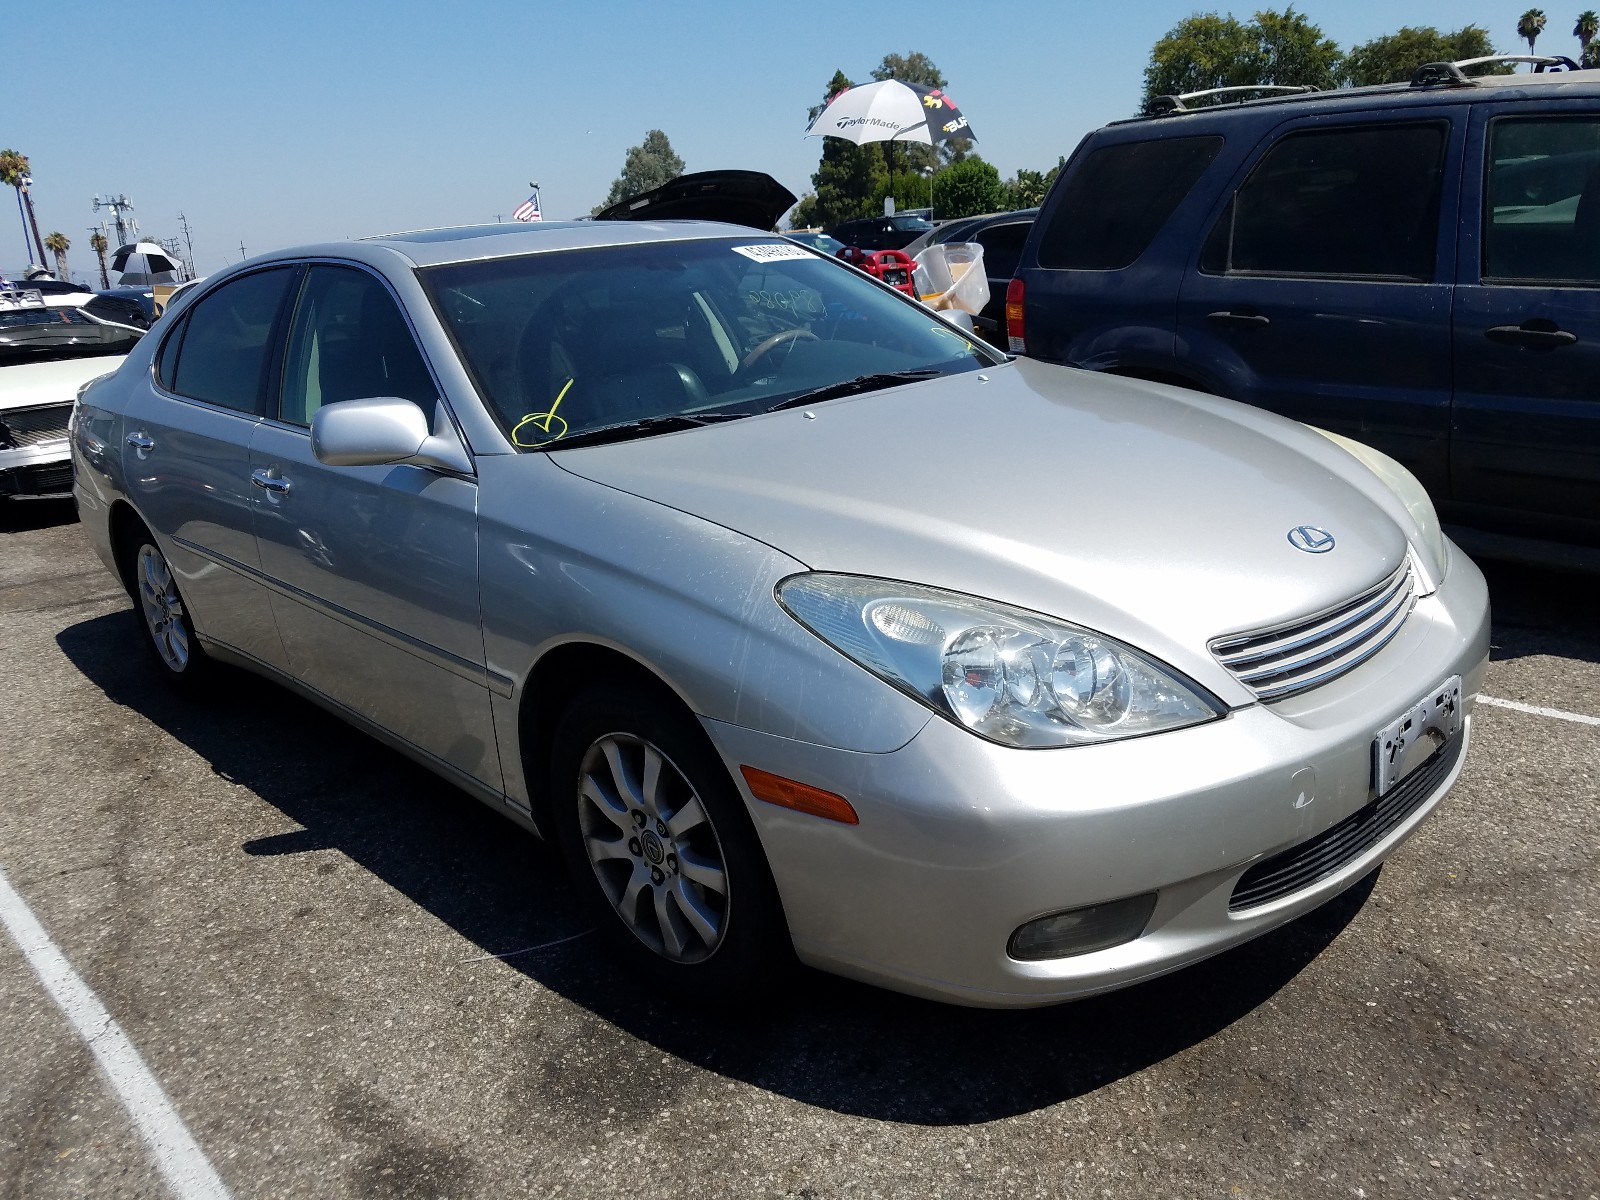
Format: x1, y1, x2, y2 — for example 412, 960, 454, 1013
1411, 54, 1581, 88
1144, 85, 1317, 116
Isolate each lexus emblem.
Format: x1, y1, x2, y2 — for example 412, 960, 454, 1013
1288, 525, 1336, 554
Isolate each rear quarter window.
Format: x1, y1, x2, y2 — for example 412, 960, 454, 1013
1036, 135, 1223, 270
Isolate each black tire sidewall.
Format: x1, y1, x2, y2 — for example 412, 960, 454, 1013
547, 685, 792, 1003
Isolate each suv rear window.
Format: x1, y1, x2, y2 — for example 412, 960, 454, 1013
1483, 115, 1600, 285
1036, 135, 1222, 270
1201, 122, 1447, 280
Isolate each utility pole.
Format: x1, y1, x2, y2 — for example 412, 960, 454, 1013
93, 194, 137, 247
177, 211, 196, 279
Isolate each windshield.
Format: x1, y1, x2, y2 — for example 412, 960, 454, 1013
421, 238, 996, 450
0, 304, 143, 366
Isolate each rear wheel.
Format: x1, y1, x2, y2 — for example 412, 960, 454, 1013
122, 530, 212, 691
549, 685, 792, 1003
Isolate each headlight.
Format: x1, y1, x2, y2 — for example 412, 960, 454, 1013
1311, 428, 1447, 583
777, 574, 1224, 749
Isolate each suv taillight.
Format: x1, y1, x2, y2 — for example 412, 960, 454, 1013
1005, 277, 1026, 354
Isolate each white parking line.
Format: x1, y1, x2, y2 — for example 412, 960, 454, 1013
0, 864, 231, 1200
1479, 695, 1600, 727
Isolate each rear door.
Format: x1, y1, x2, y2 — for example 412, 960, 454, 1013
123, 266, 299, 668
1174, 112, 1465, 497
248, 262, 500, 792
1451, 102, 1600, 542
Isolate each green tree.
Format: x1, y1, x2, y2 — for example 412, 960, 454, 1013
89, 230, 109, 288
1576, 11, 1600, 65
931, 158, 1005, 220
1344, 26, 1508, 86
1517, 8, 1547, 52
1004, 167, 1057, 210
808, 69, 887, 228
1141, 9, 1342, 111
592, 130, 686, 214
43, 230, 69, 281
787, 193, 820, 229
0, 148, 47, 267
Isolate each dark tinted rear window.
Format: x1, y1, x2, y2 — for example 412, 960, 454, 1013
974, 221, 1033, 279
1201, 122, 1447, 280
168, 267, 296, 413
1037, 135, 1223, 270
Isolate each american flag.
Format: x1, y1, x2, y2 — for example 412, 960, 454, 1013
512, 191, 542, 222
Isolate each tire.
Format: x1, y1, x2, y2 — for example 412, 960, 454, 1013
548, 684, 793, 1004
121, 528, 212, 692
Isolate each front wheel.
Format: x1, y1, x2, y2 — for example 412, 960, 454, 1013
548, 686, 792, 1003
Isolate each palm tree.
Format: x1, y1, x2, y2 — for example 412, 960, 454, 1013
0, 147, 48, 268
1576, 11, 1600, 63
1517, 8, 1548, 53
90, 232, 109, 288
43, 231, 70, 282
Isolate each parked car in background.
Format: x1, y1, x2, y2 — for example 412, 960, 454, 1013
784, 230, 846, 256
825, 212, 932, 251
72, 220, 1486, 1008
1011, 57, 1600, 556
86, 285, 158, 329
1, 287, 143, 498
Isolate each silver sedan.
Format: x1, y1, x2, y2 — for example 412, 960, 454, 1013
71, 220, 1489, 1007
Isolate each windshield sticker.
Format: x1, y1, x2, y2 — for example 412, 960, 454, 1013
732, 243, 814, 264
511, 378, 574, 448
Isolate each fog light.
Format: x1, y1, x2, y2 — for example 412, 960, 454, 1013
1007, 893, 1157, 961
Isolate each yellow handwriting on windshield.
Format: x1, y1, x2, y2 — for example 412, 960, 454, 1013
512, 378, 574, 448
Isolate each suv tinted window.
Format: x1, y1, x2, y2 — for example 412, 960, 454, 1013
1038, 136, 1222, 270
1202, 123, 1446, 280
280, 266, 437, 426
1483, 115, 1600, 285
167, 268, 296, 413
974, 221, 1032, 278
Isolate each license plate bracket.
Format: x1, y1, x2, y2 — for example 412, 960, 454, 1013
1373, 675, 1463, 798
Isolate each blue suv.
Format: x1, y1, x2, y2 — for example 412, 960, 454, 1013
1010, 59, 1600, 556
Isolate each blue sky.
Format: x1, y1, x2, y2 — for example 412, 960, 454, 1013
1, 0, 1568, 279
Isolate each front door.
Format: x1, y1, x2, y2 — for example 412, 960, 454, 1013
249, 263, 500, 792
123, 266, 300, 669
1451, 104, 1600, 544
1175, 114, 1464, 497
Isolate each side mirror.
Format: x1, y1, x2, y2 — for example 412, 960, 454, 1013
310, 396, 472, 475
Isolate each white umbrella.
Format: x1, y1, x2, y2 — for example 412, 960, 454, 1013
111, 241, 183, 285
804, 79, 977, 177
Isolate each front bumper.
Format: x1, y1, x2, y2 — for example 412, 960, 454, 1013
0, 439, 73, 497
706, 545, 1490, 1007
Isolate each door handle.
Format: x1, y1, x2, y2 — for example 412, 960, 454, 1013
250, 468, 291, 495
1484, 324, 1577, 349
125, 431, 155, 451
1207, 311, 1271, 328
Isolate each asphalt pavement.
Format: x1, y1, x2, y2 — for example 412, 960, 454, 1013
1, 497, 1595, 1200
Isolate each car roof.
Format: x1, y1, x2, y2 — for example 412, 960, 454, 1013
1112, 69, 1599, 129
222, 219, 792, 274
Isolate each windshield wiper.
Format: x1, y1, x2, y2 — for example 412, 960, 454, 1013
766, 370, 942, 414
543, 411, 743, 451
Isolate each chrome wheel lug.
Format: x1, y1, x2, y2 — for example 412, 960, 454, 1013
650, 865, 665, 886
628, 836, 643, 856
632, 811, 647, 828
666, 853, 678, 874
655, 819, 668, 837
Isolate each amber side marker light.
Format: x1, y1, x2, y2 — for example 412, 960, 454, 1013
739, 766, 859, 825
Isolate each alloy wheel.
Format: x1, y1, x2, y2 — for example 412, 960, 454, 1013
576, 732, 730, 963
136, 544, 189, 672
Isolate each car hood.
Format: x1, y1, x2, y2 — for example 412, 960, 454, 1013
0, 354, 128, 412
550, 359, 1412, 684
594, 170, 798, 230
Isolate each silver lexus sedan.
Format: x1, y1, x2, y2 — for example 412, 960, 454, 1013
71, 221, 1489, 1008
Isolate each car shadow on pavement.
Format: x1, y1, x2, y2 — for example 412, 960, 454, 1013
0, 497, 78, 534
57, 608, 1373, 1126
1478, 558, 1600, 667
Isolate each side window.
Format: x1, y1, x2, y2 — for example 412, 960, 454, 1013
1483, 115, 1600, 285
280, 266, 437, 427
167, 268, 296, 413
974, 222, 1032, 279
1201, 123, 1447, 280
154, 317, 184, 390
1037, 135, 1223, 270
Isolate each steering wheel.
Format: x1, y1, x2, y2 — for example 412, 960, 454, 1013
736, 327, 819, 378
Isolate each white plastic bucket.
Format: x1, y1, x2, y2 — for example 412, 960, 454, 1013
912, 242, 990, 315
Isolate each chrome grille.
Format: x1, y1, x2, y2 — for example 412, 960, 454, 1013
1211, 561, 1415, 701
1, 403, 72, 447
